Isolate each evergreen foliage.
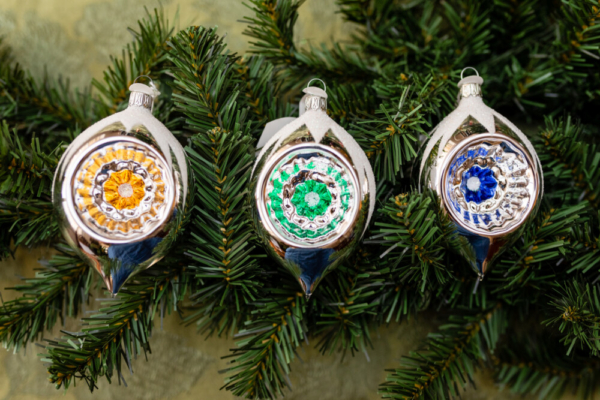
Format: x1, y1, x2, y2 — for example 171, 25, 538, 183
0, 246, 91, 350
0, 1, 599, 399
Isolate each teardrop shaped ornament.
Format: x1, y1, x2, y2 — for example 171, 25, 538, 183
52, 81, 190, 295
251, 81, 376, 297
419, 69, 542, 278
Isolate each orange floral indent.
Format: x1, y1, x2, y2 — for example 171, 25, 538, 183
103, 170, 145, 210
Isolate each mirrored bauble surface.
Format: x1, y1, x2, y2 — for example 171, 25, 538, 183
443, 133, 539, 237
420, 74, 542, 277
258, 144, 360, 248
53, 84, 189, 294
251, 85, 375, 297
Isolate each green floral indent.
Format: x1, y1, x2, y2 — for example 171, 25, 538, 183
266, 151, 355, 242
291, 180, 332, 220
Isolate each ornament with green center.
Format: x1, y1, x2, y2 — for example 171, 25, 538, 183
291, 180, 332, 220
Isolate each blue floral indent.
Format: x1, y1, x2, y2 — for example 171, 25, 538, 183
460, 166, 497, 204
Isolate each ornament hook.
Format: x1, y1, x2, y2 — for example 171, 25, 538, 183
306, 78, 326, 92
134, 75, 159, 92
134, 74, 153, 85
460, 67, 479, 80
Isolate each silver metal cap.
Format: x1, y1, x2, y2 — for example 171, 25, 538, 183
128, 82, 160, 111
302, 86, 327, 112
457, 67, 483, 99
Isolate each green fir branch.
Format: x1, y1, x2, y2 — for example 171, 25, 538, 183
0, 120, 59, 198
313, 259, 377, 358
234, 55, 293, 138
553, 1, 600, 79
545, 279, 600, 357
0, 63, 93, 143
380, 304, 507, 399
168, 25, 265, 335
565, 210, 600, 275
43, 264, 187, 391
491, 202, 587, 303
337, 0, 409, 62
93, 7, 175, 115
0, 120, 60, 254
350, 73, 450, 182
489, 0, 549, 53
373, 191, 469, 292
223, 278, 306, 399
325, 81, 379, 130
168, 26, 246, 134
183, 128, 263, 336
242, 0, 381, 92
0, 247, 90, 350
494, 329, 600, 399
536, 116, 600, 207
0, 199, 58, 250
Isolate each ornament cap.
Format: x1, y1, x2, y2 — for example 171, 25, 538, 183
457, 67, 483, 100
302, 86, 328, 99
300, 79, 327, 114
128, 81, 160, 112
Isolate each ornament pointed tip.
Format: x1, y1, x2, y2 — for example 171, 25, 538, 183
299, 277, 315, 299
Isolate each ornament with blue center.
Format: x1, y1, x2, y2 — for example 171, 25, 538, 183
419, 67, 542, 278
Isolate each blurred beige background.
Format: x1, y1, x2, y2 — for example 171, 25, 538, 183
0, 1, 537, 399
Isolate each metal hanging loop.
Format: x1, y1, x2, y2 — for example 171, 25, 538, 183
134, 75, 158, 91
306, 78, 327, 92
460, 67, 479, 80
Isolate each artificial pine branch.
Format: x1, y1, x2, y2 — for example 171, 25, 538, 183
380, 304, 507, 399
350, 73, 450, 182
223, 274, 306, 399
242, 0, 381, 93
0, 120, 61, 254
43, 262, 187, 391
183, 128, 263, 336
0, 246, 90, 350
546, 279, 600, 357
490, 202, 588, 304
494, 329, 600, 399
536, 116, 600, 207
92, 7, 175, 116
373, 191, 470, 292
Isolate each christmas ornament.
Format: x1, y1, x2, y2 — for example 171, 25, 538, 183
420, 68, 542, 278
52, 78, 189, 295
251, 79, 376, 297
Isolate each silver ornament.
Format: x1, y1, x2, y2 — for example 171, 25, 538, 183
251, 79, 376, 297
52, 79, 189, 295
420, 68, 543, 278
